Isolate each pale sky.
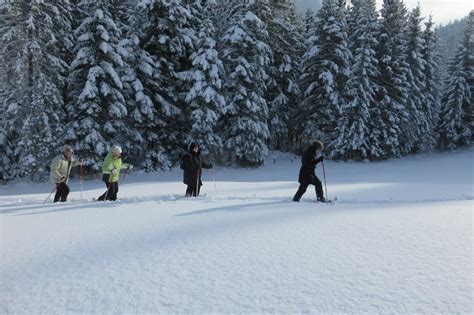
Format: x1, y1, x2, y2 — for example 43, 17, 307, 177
296, 0, 473, 25
376, 0, 473, 25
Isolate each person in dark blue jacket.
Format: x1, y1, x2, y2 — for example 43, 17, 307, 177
292, 140, 327, 202
180, 143, 213, 197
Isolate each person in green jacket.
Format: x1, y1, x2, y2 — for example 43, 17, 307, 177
49, 145, 82, 202
97, 145, 133, 201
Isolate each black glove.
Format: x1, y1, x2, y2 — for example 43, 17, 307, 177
316, 156, 325, 163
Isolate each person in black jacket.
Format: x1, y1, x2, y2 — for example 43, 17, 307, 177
293, 140, 327, 203
180, 143, 213, 197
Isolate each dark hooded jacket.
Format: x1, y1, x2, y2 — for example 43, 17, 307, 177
181, 143, 212, 186
298, 144, 322, 184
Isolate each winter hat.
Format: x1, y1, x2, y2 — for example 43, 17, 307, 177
112, 145, 122, 154
313, 140, 324, 151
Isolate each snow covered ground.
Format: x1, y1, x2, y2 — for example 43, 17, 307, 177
1, 149, 473, 313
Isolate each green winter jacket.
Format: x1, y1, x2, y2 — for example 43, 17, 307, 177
50, 154, 81, 184
101, 153, 129, 182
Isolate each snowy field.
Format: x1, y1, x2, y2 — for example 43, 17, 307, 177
1, 149, 473, 313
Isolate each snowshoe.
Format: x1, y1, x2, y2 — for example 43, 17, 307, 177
317, 196, 337, 204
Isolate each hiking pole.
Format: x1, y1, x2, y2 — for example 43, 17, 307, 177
121, 168, 129, 184
209, 159, 217, 194
44, 185, 57, 204
103, 171, 114, 201
103, 180, 112, 201
211, 168, 217, 193
80, 160, 84, 200
196, 169, 200, 197
322, 160, 329, 200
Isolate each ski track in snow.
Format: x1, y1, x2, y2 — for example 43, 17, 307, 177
0, 149, 473, 313
1, 193, 473, 216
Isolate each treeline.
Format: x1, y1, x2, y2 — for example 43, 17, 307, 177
0, 0, 472, 181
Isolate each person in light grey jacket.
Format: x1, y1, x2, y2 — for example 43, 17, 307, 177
50, 145, 81, 202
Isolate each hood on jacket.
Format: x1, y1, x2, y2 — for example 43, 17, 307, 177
189, 142, 200, 155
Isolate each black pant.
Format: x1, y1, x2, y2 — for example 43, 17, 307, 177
54, 182, 70, 202
293, 176, 324, 201
185, 185, 200, 197
98, 174, 119, 201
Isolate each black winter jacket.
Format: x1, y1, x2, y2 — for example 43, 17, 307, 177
298, 145, 322, 184
181, 152, 212, 186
